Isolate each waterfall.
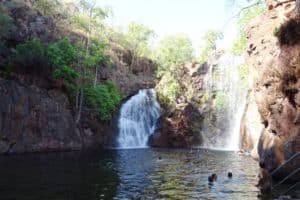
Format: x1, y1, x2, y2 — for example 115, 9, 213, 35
117, 89, 161, 148
201, 53, 248, 150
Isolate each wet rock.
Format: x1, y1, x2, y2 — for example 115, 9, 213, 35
240, 91, 264, 159
0, 79, 82, 153
149, 103, 203, 148
0, 140, 10, 154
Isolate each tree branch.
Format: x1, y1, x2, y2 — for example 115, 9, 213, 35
232, 1, 262, 19
221, 0, 264, 29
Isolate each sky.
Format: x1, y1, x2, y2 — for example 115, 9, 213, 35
97, 0, 241, 54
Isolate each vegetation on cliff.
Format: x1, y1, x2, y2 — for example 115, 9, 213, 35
231, 3, 265, 55
154, 34, 194, 105
0, 0, 153, 122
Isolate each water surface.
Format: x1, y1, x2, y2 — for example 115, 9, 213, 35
0, 148, 265, 199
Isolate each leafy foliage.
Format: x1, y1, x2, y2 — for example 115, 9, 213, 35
84, 81, 123, 121
198, 30, 222, 63
231, 32, 247, 55
83, 38, 108, 68
53, 65, 78, 81
155, 34, 194, 77
154, 34, 193, 105
14, 40, 49, 74
71, 0, 109, 35
32, 0, 61, 17
156, 72, 180, 104
47, 37, 76, 68
123, 22, 155, 58
0, 12, 16, 39
231, 3, 265, 55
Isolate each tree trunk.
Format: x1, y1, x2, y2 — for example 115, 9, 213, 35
75, 87, 84, 124
75, 59, 80, 111
75, 90, 79, 111
76, 63, 86, 124
131, 50, 137, 73
93, 66, 97, 87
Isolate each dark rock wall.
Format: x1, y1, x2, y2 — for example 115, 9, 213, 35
0, 79, 82, 153
0, 1, 158, 153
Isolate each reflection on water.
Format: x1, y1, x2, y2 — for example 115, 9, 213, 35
0, 150, 119, 200
115, 149, 260, 200
0, 148, 267, 199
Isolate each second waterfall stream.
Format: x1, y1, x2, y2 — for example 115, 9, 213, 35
118, 89, 161, 148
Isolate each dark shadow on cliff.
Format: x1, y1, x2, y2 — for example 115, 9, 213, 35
275, 19, 300, 46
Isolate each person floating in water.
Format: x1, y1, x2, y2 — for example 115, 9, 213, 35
208, 173, 217, 182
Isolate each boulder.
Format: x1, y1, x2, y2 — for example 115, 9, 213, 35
149, 103, 202, 148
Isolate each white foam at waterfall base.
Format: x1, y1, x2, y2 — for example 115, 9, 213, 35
118, 89, 161, 148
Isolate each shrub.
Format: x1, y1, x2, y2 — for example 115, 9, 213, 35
154, 34, 194, 77
47, 38, 78, 81
232, 33, 247, 55
156, 72, 180, 104
14, 40, 49, 74
47, 37, 76, 68
84, 81, 123, 121
0, 12, 16, 39
231, 4, 265, 55
82, 38, 108, 68
198, 30, 221, 63
53, 65, 78, 81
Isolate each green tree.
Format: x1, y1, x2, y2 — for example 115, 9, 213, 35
123, 22, 155, 67
47, 38, 78, 81
0, 13, 16, 40
71, 0, 110, 123
154, 34, 194, 104
155, 34, 194, 77
84, 81, 122, 121
14, 40, 49, 75
231, 2, 265, 55
198, 30, 222, 63
32, 0, 61, 17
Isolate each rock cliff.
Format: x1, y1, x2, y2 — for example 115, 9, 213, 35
0, 79, 82, 153
0, 0, 157, 153
241, 0, 300, 185
149, 62, 212, 148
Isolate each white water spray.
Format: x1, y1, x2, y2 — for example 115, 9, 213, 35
202, 53, 248, 150
117, 89, 160, 148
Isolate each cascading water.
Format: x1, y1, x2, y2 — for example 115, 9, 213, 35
201, 53, 248, 150
117, 89, 160, 148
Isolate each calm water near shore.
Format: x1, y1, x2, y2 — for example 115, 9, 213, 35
0, 148, 280, 200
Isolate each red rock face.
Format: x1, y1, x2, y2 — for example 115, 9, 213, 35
0, 79, 116, 154
149, 103, 202, 148
243, 1, 300, 185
